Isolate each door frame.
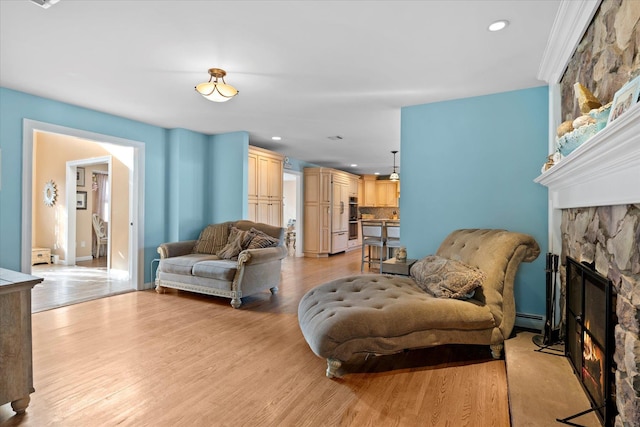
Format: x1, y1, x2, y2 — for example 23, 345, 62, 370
21, 119, 145, 289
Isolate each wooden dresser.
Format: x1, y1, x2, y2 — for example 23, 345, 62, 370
0, 269, 43, 414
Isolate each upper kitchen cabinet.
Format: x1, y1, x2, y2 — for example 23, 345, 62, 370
348, 176, 359, 198
248, 146, 283, 227
360, 175, 399, 207
376, 180, 399, 207
362, 175, 377, 207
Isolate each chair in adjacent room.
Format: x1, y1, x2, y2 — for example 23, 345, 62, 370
92, 213, 108, 258
384, 221, 402, 259
361, 221, 385, 273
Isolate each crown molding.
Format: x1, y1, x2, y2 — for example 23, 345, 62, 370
538, 0, 601, 84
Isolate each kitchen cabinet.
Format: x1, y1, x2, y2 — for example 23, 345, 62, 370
248, 146, 283, 227
304, 167, 359, 256
349, 176, 359, 198
331, 174, 350, 254
362, 175, 377, 206
361, 175, 398, 207
376, 180, 399, 207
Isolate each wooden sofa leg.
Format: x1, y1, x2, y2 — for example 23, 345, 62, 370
270, 286, 278, 294
155, 285, 166, 294
490, 344, 504, 359
326, 358, 343, 378
230, 296, 242, 309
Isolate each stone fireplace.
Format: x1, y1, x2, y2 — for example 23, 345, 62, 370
560, 203, 639, 427
536, 2, 639, 423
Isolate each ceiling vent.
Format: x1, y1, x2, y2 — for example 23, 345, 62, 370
29, 0, 60, 9
327, 136, 343, 141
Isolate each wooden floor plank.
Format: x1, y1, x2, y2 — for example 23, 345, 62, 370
1, 250, 509, 426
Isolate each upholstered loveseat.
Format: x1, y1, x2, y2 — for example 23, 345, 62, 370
298, 229, 540, 377
156, 220, 287, 308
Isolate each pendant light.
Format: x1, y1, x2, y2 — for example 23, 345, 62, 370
389, 150, 399, 181
195, 68, 239, 102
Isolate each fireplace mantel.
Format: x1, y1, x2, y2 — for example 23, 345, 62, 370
534, 104, 640, 209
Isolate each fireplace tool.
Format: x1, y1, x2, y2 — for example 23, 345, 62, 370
532, 253, 563, 353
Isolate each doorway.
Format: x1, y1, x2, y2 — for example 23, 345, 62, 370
21, 120, 145, 311
283, 170, 303, 257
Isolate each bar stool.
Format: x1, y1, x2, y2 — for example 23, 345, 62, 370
384, 221, 402, 259
361, 221, 385, 273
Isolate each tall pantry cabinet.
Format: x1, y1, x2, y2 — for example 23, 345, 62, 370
248, 146, 283, 227
304, 167, 358, 256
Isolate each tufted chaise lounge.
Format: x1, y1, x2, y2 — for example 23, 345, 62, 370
298, 229, 540, 378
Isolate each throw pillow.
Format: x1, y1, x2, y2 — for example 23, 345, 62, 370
194, 222, 231, 254
410, 255, 485, 299
216, 227, 254, 260
246, 227, 280, 249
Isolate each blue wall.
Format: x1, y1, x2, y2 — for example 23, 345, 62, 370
210, 132, 249, 224
400, 86, 549, 317
0, 87, 246, 283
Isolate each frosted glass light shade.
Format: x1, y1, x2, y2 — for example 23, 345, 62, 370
195, 68, 239, 102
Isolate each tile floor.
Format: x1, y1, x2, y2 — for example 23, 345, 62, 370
30, 258, 135, 313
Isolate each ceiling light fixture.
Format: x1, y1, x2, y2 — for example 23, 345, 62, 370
488, 20, 509, 32
389, 150, 399, 181
272, 136, 282, 141
29, 0, 60, 9
195, 68, 238, 102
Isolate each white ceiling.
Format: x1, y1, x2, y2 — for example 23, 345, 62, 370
0, 0, 560, 175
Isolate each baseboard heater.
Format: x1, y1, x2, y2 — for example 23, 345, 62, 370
515, 312, 544, 331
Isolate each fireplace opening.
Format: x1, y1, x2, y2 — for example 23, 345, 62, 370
562, 257, 617, 427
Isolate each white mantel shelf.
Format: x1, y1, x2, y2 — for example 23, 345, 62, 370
534, 104, 640, 209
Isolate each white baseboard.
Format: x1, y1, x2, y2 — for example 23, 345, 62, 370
76, 255, 93, 262
515, 312, 544, 331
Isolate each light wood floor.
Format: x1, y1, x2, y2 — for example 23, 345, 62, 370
1, 250, 510, 427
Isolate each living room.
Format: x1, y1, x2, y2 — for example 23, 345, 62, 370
1, 1, 639, 426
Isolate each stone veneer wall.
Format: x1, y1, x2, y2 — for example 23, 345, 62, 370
560, 0, 640, 122
558, 1, 640, 425
560, 205, 640, 426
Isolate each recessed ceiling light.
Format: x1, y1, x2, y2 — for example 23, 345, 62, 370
488, 20, 509, 32
374, 172, 380, 175
350, 164, 357, 167
271, 136, 282, 141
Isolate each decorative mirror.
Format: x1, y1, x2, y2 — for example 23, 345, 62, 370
43, 180, 57, 206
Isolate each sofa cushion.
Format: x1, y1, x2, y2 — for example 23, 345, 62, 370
246, 227, 280, 249
159, 253, 219, 275
410, 255, 485, 299
234, 220, 283, 241
216, 226, 254, 259
192, 259, 238, 281
194, 222, 231, 254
